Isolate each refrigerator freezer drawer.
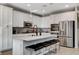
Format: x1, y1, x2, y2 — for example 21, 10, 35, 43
67, 38, 73, 48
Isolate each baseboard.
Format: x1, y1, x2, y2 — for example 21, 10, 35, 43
1, 49, 12, 52
60, 45, 74, 48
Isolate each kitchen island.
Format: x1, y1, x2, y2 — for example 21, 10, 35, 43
13, 33, 59, 55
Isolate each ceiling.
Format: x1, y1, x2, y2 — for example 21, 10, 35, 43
2, 3, 79, 16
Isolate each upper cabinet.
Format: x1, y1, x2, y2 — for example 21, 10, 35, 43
13, 10, 41, 27
40, 16, 51, 28
23, 13, 41, 27
53, 14, 60, 24
13, 11, 24, 27
13, 10, 76, 27
40, 11, 76, 28
54, 11, 76, 22
23, 13, 33, 22
32, 16, 41, 27
61, 11, 76, 21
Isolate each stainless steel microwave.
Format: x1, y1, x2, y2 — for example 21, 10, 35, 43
24, 21, 32, 28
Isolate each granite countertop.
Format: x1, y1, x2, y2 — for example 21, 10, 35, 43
13, 33, 57, 41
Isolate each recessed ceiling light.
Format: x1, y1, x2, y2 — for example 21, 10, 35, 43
26, 4, 31, 7
65, 5, 69, 7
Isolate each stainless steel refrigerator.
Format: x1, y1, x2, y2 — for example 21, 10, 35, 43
59, 21, 75, 48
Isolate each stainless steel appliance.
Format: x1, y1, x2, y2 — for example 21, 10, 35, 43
51, 24, 59, 31
51, 24, 59, 34
24, 21, 32, 28
59, 21, 75, 48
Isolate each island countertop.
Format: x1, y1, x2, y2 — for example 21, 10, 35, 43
12, 33, 57, 41
13, 33, 59, 55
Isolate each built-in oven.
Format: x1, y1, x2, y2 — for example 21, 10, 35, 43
51, 24, 59, 34
51, 24, 59, 31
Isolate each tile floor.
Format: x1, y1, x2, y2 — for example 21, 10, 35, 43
56, 47, 79, 55
1, 47, 79, 55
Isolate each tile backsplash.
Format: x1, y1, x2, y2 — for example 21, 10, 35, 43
13, 27, 51, 34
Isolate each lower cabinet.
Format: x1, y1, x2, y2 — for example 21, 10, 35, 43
0, 27, 2, 51
2, 26, 12, 51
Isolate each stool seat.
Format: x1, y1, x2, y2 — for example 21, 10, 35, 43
26, 39, 59, 51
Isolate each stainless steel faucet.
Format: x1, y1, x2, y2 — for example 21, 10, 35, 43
34, 25, 38, 36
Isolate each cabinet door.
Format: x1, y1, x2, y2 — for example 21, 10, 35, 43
2, 6, 13, 50
41, 17, 50, 28
53, 14, 60, 24
58, 12, 76, 21
2, 6, 8, 50
0, 6, 2, 51
13, 11, 23, 27
7, 7, 13, 49
23, 13, 29, 21
0, 27, 2, 51
24, 13, 33, 23
13, 11, 19, 27
32, 16, 41, 27
18, 12, 24, 27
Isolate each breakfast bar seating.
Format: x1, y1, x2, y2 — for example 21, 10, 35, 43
26, 39, 59, 51
24, 40, 60, 55
13, 33, 60, 55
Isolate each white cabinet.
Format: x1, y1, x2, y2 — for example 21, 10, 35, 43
0, 27, 2, 51
22, 13, 39, 27
50, 11, 76, 24
60, 12, 76, 21
13, 11, 36, 27
13, 10, 42, 28
40, 16, 52, 28
39, 11, 76, 28
54, 11, 76, 22
0, 5, 13, 51
32, 16, 41, 27
13, 11, 24, 27
23, 13, 33, 22
53, 14, 60, 24
41, 17, 49, 28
